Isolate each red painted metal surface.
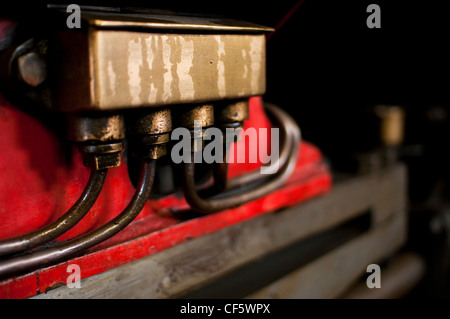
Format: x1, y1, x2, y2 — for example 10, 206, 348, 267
0, 94, 332, 299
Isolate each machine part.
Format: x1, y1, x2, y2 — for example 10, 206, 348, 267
126, 108, 172, 160
224, 103, 294, 190
214, 100, 249, 124
0, 168, 107, 257
3, 38, 47, 85
375, 105, 405, 147
67, 113, 125, 169
130, 140, 168, 160
187, 128, 214, 153
209, 103, 295, 193
172, 103, 215, 153
0, 37, 50, 106
182, 103, 301, 213
0, 160, 155, 279
0, 95, 332, 297
126, 108, 172, 135
16, 51, 47, 88
77, 11, 274, 32
67, 113, 125, 143
49, 9, 270, 112
213, 158, 229, 193
173, 104, 214, 129
80, 142, 123, 170
211, 100, 249, 191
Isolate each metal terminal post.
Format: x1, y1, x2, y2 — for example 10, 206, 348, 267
214, 100, 249, 127
172, 104, 215, 153
212, 100, 250, 191
67, 113, 125, 170
126, 108, 172, 160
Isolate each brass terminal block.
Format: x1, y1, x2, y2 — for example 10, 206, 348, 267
48, 11, 271, 112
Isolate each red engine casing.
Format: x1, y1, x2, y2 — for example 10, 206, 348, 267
0, 92, 331, 298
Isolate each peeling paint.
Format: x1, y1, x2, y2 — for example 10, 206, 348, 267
127, 38, 143, 106
107, 60, 116, 96
92, 32, 266, 110
216, 36, 226, 98
178, 37, 195, 100
249, 36, 263, 95
161, 35, 173, 102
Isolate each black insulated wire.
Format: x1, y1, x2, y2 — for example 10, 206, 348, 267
182, 104, 301, 213
0, 168, 107, 257
0, 160, 155, 279
225, 103, 295, 191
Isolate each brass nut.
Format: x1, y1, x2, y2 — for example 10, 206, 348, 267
80, 142, 123, 170
375, 105, 405, 147
82, 142, 124, 154
17, 51, 47, 87
67, 114, 125, 143
128, 133, 170, 159
126, 108, 172, 160
51, 28, 267, 112
173, 104, 214, 129
126, 108, 172, 136
82, 152, 122, 170
138, 134, 170, 145
215, 100, 249, 124
132, 144, 167, 160
189, 129, 213, 152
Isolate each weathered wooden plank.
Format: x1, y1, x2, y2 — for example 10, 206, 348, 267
33, 164, 407, 299
339, 252, 426, 299
246, 212, 407, 299
371, 164, 407, 226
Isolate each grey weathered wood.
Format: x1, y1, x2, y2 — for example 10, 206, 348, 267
33, 164, 407, 299
339, 252, 426, 299
246, 212, 407, 299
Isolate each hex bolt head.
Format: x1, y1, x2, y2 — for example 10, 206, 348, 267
17, 51, 47, 87
80, 142, 124, 170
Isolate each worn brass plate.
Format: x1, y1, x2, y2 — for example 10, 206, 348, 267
83, 11, 273, 33
51, 12, 269, 111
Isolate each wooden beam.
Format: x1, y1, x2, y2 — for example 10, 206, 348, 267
33, 164, 407, 299
246, 212, 406, 298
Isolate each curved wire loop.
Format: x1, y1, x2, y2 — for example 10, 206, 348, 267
182, 103, 301, 213
0, 168, 107, 257
0, 160, 155, 279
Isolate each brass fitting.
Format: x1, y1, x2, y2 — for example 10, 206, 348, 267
173, 104, 214, 129
214, 100, 249, 127
67, 114, 125, 143
67, 113, 125, 170
375, 105, 405, 147
173, 104, 214, 152
79, 142, 123, 170
213, 99, 249, 154
17, 51, 47, 88
126, 108, 172, 160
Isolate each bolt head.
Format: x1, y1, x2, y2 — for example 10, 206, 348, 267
17, 51, 47, 87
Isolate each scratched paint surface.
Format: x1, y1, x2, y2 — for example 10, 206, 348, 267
93, 32, 266, 109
